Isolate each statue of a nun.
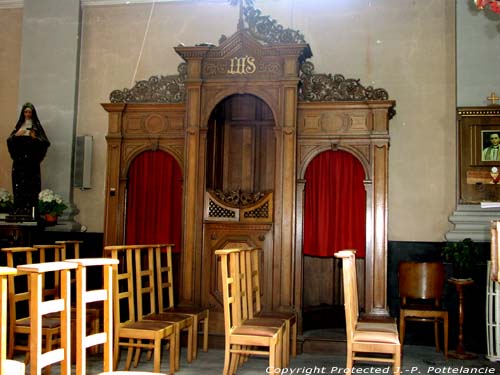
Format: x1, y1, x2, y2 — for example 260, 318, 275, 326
7, 103, 50, 219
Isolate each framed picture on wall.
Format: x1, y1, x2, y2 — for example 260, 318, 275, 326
481, 130, 500, 162
458, 107, 500, 203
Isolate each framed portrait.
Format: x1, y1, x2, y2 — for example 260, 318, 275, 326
481, 131, 500, 162
458, 107, 500, 203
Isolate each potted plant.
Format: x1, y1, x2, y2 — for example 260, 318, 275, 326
441, 238, 480, 280
0, 188, 13, 219
38, 189, 67, 224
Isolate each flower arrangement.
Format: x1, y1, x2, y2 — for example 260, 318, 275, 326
38, 189, 67, 217
0, 188, 13, 212
475, 0, 500, 14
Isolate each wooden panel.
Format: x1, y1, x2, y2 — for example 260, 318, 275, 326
201, 222, 273, 335
303, 256, 365, 308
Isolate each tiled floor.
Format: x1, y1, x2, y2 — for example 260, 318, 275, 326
17, 342, 500, 374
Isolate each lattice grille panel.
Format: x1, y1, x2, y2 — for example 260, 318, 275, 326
243, 202, 269, 219
208, 200, 236, 218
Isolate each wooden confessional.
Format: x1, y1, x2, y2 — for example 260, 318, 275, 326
102, 7, 395, 335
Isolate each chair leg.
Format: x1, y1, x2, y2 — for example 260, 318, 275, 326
283, 321, 290, 367
393, 346, 401, 375
399, 317, 406, 346
153, 338, 161, 373
113, 338, 121, 370
44, 332, 53, 375
346, 345, 353, 373
223, 342, 231, 375
186, 323, 193, 363
174, 324, 180, 371
125, 340, 134, 370
133, 340, 142, 367
444, 317, 449, 358
202, 312, 209, 352
168, 335, 176, 375
291, 320, 297, 358
192, 315, 199, 360
434, 319, 440, 352
229, 346, 241, 375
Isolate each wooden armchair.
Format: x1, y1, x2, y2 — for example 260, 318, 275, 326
215, 248, 282, 374
104, 245, 176, 374
398, 261, 448, 357
0, 266, 25, 375
16, 261, 77, 375
335, 250, 401, 374
155, 244, 209, 360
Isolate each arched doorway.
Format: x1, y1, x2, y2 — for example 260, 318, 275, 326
125, 150, 183, 300
201, 94, 277, 322
125, 150, 183, 247
302, 149, 366, 333
205, 94, 276, 192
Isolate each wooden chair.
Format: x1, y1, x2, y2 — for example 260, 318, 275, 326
32, 244, 64, 301
398, 261, 448, 357
335, 250, 401, 374
235, 248, 287, 369
243, 247, 297, 365
215, 248, 282, 375
16, 261, 77, 375
133, 245, 193, 371
0, 266, 25, 375
55, 240, 82, 260
67, 257, 166, 375
104, 245, 176, 374
2, 246, 62, 367
36, 242, 101, 358
155, 244, 209, 360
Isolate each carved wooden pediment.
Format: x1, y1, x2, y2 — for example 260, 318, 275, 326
174, 30, 310, 81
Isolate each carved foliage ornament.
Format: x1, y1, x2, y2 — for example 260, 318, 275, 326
109, 63, 187, 103
212, 188, 265, 207
242, 6, 307, 45
298, 61, 390, 102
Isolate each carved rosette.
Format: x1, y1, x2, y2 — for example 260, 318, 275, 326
109, 63, 187, 103
298, 61, 390, 102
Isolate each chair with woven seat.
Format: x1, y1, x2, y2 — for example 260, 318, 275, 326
104, 245, 176, 374
16, 261, 77, 375
215, 248, 282, 374
335, 250, 401, 374
398, 261, 448, 357
0, 266, 25, 375
155, 244, 209, 361
132, 244, 193, 371
67, 257, 166, 375
2, 246, 61, 368
243, 247, 297, 366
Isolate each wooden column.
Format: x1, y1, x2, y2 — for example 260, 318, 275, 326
176, 48, 210, 305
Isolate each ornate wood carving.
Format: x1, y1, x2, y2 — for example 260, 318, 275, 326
109, 63, 187, 103
299, 61, 390, 102
241, 6, 307, 45
205, 190, 273, 223
103, 6, 395, 337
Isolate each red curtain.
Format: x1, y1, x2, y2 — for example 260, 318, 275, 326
125, 151, 183, 252
303, 150, 366, 257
